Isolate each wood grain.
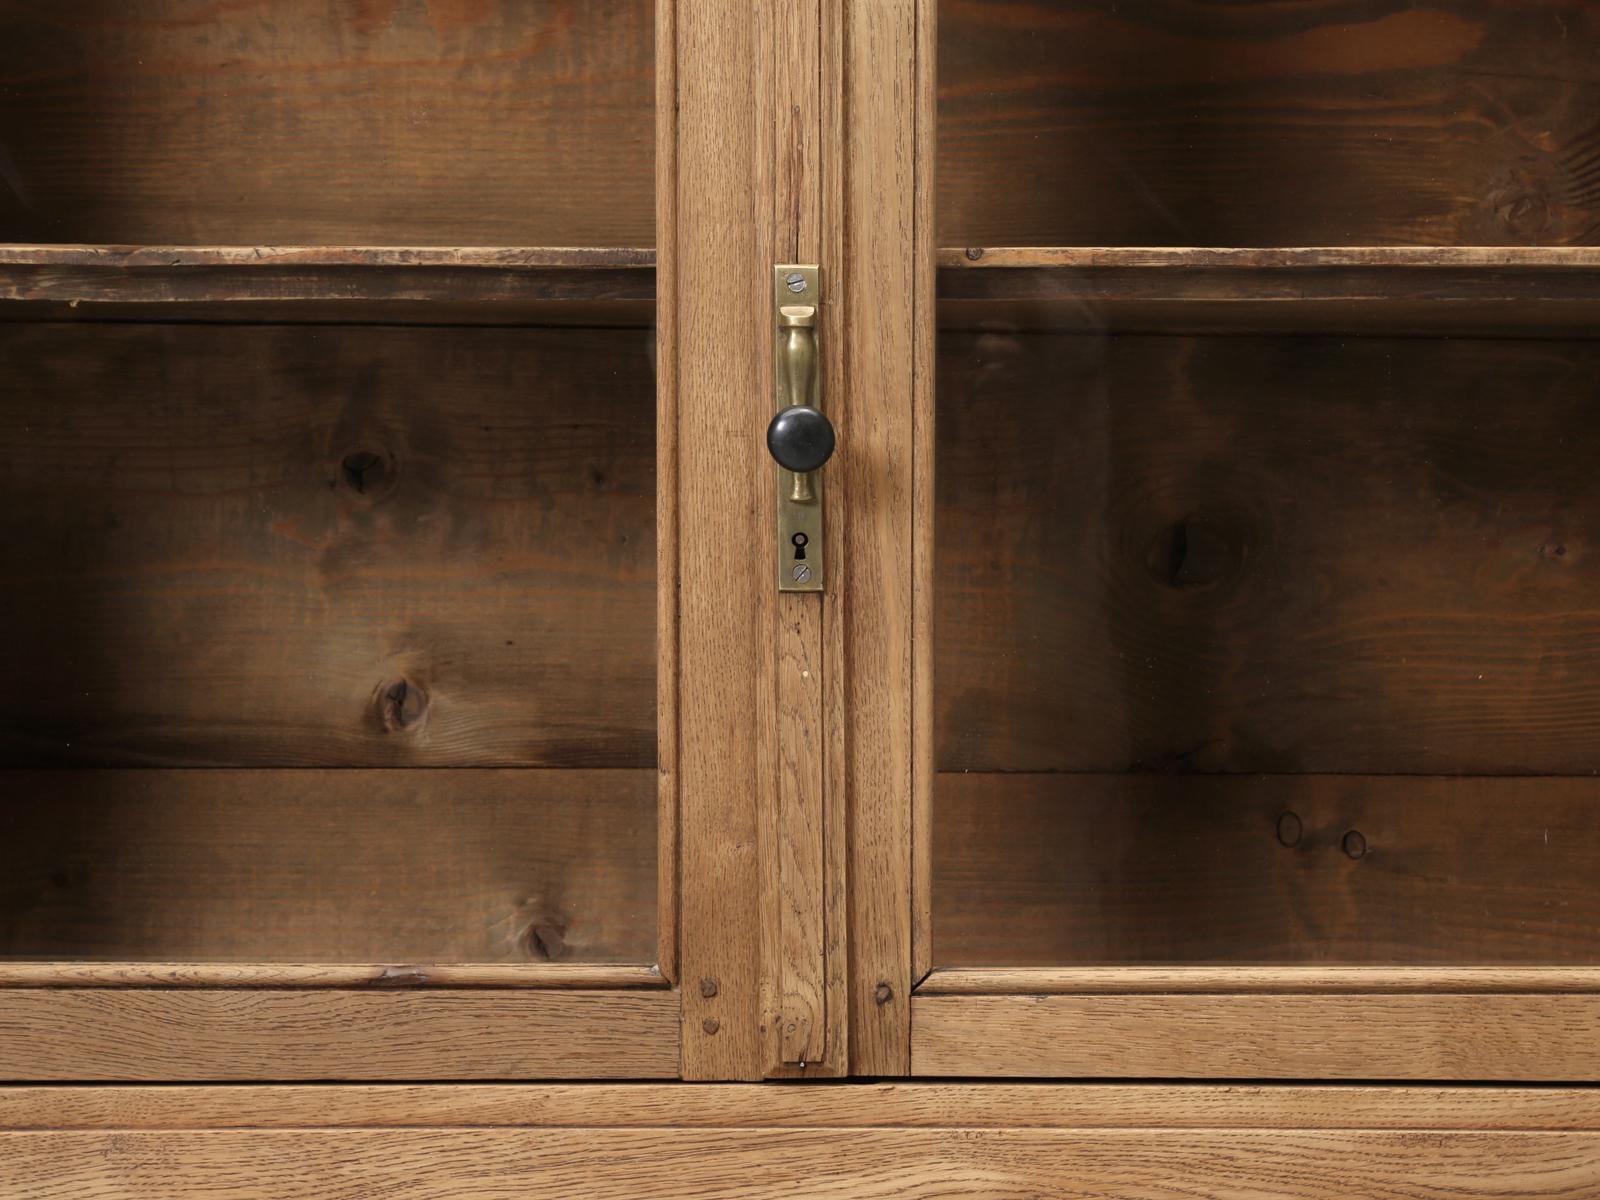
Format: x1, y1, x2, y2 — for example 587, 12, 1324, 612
933, 773, 1600, 968
7, 1126, 1600, 1197
0, 1, 654, 246
912, 993, 1600, 1080
937, 332, 1600, 775
653, 0, 680, 989
0, 769, 655, 966
0, 964, 665, 988
672, 0, 767, 1079
909, 0, 936, 987
9, 1082, 1600, 1131
940, 0, 1600, 246
938, 246, 1600, 335
0, 322, 655, 768
0, 245, 653, 312
0, 989, 678, 1080
838, 0, 916, 1077
921, 968, 1600, 996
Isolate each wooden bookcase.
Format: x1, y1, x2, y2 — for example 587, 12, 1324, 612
5, 1, 1600, 1194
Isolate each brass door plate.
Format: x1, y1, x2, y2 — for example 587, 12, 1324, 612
775, 264, 823, 592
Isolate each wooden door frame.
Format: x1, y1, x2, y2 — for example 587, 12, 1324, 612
10, 1082, 1600, 1196
895, 0, 1600, 1081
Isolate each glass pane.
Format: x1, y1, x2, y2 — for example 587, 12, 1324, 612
0, 2, 657, 965
933, 1, 1600, 967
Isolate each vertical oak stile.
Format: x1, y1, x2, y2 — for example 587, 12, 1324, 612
672, 0, 842, 1079
909, 0, 937, 991
654, 0, 680, 989
673, 0, 768, 1079
840, 0, 919, 1075
764, 0, 848, 1078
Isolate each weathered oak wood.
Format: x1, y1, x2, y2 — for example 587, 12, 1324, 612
912, 993, 1600, 1080
919, 968, 1600, 996
0, 990, 678, 1080
8, 1126, 1600, 1197
0, 2, 654, 246
938, 246, 1600, 334
934, 773, 1600, 968
940, 0, 1600, 246
937, 332, 1600, 776
0, 769, 655, 966
0, 964, 665, 988
0, 246, 654, 313
8, 1082, 1600, 1131
0, 322, 655, 768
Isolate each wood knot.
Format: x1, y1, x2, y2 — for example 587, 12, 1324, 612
340, 449, 392, 497
377, 678, 428, 732
874, 983, 894, 1006
525, 923, 567, 961
1146, 517, 1236, 591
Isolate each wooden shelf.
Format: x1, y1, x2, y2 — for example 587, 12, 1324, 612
0, 245, 655, 325
939, 247, 1600, 335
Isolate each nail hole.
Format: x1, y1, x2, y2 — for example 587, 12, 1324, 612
1343, 830, 1367, 860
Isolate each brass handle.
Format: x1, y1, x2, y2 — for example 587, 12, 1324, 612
773, 265, 825, 592
775, 305, 824, 501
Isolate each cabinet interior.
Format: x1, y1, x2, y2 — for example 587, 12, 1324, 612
0, 3, 658, 967
932, 0, 1600, 970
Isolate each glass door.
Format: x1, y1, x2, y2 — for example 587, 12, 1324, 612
929, 0, 1600, 979
0, 1, 663, 987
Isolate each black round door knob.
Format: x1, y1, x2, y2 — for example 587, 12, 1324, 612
766, 405, 835, 473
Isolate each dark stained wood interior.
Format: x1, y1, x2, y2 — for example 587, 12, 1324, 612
937, 247, 1600, 337
937, 331, 1600, 777
0, 322, 655, 768
940, 0, 1600, 247
0, 769, 656, 964
933, 773, 1600, 967
0, 1, 654, 247
933, 327, 1600, 967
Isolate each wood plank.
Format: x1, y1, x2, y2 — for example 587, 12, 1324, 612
937, 332, 1600, 775
756, 0, 842, 1079
838, 0, 916, 1077
0, 2, 653, 246
0, 769, 656, 966
909, 0, 936, 987
0, 964, 664, 988
0, 245, 654, 310
672, 0, 767, 1079
7, 1126, 1600, 1197
933, 774, 1600, 968
653, 0, 680, 990
0, 989, 678, 1080
939, 1, 1600, 246
9, 1082, 1600, 1131
912, 993, 1600, 1080
920, 968, 1600, 995
0, 322, 654, 768
938, 246, 1600, 335
774, 595, 825, 1065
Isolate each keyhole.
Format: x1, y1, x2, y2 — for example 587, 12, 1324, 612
792, 532, 809, 561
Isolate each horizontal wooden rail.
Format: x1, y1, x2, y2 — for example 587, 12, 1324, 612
919, 967, 1600, 995
0, 964, 667, 989
0, 245, 655, 307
